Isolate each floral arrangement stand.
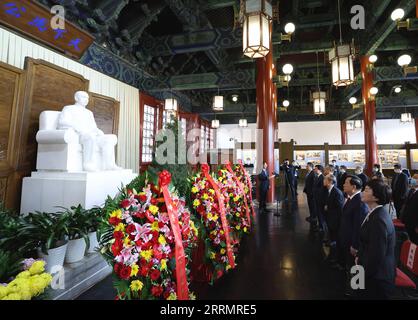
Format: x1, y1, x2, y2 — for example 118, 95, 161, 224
236, 159, 256, 220
101, 170, 197, 300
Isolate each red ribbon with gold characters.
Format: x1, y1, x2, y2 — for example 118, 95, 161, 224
158, 170, 189, 300
224, 161, 252, 229
201, 164, 236, 269
238, 159, 256, 219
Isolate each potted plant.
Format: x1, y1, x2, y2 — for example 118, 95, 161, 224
62, 205, 90, 264
19, 212, 69, 273
85, 207, 102, 254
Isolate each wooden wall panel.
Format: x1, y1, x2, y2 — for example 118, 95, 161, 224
88, 93, 120, 136
20, 58, 90, 171
0, 61, 25, 209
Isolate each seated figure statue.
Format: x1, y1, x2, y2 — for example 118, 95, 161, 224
57, 91, 121, 172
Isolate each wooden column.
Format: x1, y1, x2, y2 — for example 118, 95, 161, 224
361, 56, 378, 176
340, 121, 348, 145
256, 22, 275, 203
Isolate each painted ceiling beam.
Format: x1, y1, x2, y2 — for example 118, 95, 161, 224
202, 0, 237, 10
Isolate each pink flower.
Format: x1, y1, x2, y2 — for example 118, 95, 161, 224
134, 223, 151, 242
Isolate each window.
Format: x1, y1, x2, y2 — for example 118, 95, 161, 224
210, 128, 214, 149
142, 105, 155, 163
200, 125, 206, 154
181, 118, 187, 141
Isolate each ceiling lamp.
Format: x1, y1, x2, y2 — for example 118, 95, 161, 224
329, 0, 355, 87
349, 97, 357, 105
312, 51, 327, 115
400, 112, 413, 123
242, 0, 273, 59
369, 55, 378, 64
394, 86, 402, 94
164, 98, 178, 112
283, 100, 290, 107
281, 22, 296, 41
397, 54, 417, 76
239, 118, 248, 128
369, 86, 378, 101
212, 119, 220, 129
212, 95, 224, 111
391, 8, 405, 21
354, 120, 363, 129
282, 63, 294, 75
232, 94, 239, 102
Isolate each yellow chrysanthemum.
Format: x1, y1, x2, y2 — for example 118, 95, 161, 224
207, 213, 213, 220
140, 249, 153, 262
130, 280, 143, 292
2, 293, 21, 300
193, 199, 200, 207
212, 214, 219, 221
16, 271, 31, 279
191, 186, 199, 194
0, 286, 9, 299
202, 193, 209, 200
226, 264, 232, 271
123, 237, 131, 247
236, 225, 241, 230
235, 213, 240, 217
130, 264, 139, 277
158, 235, 167, 245
149, 205, 159, 215
29, 261, 46, 276
220, 248, 226, 255
244, 227, 248, 233
151, 221, 159, 232
209, 189, 215, 195
160, 259, 167, 271
110, 209, 122, 219
233, 196, 240, 202
115, 223, 125, 232
189, 292, 197, 300
209, 252, 216, 260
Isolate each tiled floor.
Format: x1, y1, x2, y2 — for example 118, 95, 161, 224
77, 191, 346, 300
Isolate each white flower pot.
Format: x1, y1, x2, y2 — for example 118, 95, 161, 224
86, 231, 99, 254
38, 243, 68, 273
65, 238, 86, 264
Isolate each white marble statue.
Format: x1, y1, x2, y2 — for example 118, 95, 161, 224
57, 91, 121, 172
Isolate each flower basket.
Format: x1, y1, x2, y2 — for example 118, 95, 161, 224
99, 170, 198, 300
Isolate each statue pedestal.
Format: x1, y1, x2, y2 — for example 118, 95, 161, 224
21, 170, 136, 214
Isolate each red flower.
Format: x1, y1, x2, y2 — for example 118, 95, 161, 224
120, 199, 130, 208
113, 262, 123, 275
140, 265, 150, 277
119, 265, 132, 280
113, 231, 124, 239
111, 239, 123, 256
154, 250, 163, 260
133, 211, 145, 219
151, 285, 163, 297
150, 269, 161, 281
135, 240, 143, 248
126, 224, 136, 235
163, 291, 170, 300
160, 204, 167, 213
145, 211, 155, 223
139, 258, 148, 267
139, 194, 147, 202
109, 217, 121, 226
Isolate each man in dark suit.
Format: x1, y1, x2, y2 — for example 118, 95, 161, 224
337, 165, 348, 191
312, 165, 327, 232
391, 164, 409, 218
292, 160, 301, 196
303, 162, 316, 224
401, 176, 418, 244
338, 175, 369, 293
331, 159, 340, 186
323, 174, 345, 262
258, 161, 275, 212
281, 159, 296, 201
355, 166, 369, 191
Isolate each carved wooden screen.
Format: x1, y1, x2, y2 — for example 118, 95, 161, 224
88, 93, 120, 136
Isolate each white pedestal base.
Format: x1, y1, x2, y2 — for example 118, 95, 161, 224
21, 170, 137, 214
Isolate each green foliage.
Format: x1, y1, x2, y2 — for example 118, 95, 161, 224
0, 249, 23, 283
0, 206, 26, 255
149, 114, 192, 197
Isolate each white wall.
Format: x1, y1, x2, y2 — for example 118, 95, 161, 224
0, 27, 140, 172
217, 119, 416, 147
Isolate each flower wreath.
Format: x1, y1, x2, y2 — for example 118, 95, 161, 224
102, 171, 198, 300
190, 165, 236, 283
233, 160, 256, 221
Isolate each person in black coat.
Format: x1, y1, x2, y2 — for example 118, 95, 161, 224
401, 175, 418, 244
391, 164, 409, 218
337, 165, 348, 191
355, 166, 369, 191
338, 175, 369, 293
292, 160, 302, 196
258, 161, 275, 212
281, 159, 296, 201
356, 179, 396, 300
312, 165, 327, 231
323, 174, 345, 261
371, 164, 384, 180
303, 162, 316, 223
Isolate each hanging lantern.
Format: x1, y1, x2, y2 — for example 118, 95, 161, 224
212, 95, 224, 111
400, 112, 413, 123
239, 118, 248, 128
354, 120, 363, 129
346, 121, 355, 131
212, 119, 220, 128
328, 42, 356, 87
242, 0, 273, 59
164, 98, 178, 112
311, 91, 327, 115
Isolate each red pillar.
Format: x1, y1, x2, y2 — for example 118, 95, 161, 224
415, 118, 418, 143
340, 121, 348, 145
256, 22, 275, 203
361, 56, 378, 176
